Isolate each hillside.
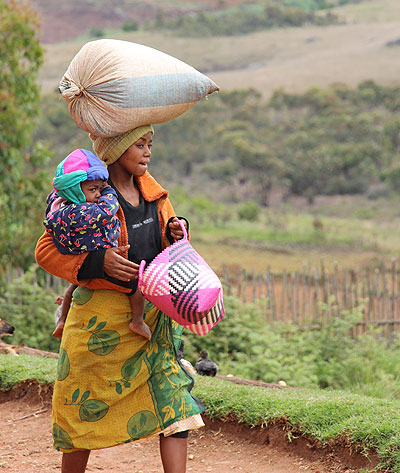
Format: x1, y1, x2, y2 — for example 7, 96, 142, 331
31, 0, 246, 44
36, 0, 400, 97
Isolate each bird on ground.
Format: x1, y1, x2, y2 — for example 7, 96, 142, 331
195, 350, 218, 376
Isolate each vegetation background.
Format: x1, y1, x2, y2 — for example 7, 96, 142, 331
4, 1, 400, 469
3, 0, 400, 407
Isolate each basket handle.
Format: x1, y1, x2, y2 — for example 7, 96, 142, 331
138, 260, 146, 292
174, 218, 188, 241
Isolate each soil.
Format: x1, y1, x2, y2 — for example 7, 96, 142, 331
0, 381, 381, 473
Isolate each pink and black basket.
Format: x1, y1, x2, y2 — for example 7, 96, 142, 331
138, 221, 225, 336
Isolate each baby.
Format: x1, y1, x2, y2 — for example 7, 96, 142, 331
44, 148, 151, 340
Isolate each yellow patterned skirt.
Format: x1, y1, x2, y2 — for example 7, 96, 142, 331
52, 287, 204, 452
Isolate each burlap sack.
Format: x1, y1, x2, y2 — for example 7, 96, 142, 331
59, 39, 219, 137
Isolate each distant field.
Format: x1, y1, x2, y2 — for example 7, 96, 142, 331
193, 239, 384, 275
335, 0, 400, 22
39, 0, 400, 97
189, 192, 400, 275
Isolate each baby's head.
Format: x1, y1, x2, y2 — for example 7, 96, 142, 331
53, 149, 108, 204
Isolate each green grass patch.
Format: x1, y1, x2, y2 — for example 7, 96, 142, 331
193, 376, 400, 472
0, 354, 57, 390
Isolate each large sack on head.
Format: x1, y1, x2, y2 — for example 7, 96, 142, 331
59, 39, 219, 137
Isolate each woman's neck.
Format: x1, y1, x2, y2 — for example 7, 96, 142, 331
108, 165, 140, 206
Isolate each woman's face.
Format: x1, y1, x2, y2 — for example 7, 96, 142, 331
118, 132, 153, 177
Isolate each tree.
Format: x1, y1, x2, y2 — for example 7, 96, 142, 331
0, 0, 51, 269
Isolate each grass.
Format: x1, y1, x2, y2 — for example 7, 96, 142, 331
2, 353, 400, 471
193, 376, 400, 472
0, 354, 57, 390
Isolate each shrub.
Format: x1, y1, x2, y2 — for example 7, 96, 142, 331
237, 200, 259, 221
89, 27, 104, 38
122, 20, 139, 32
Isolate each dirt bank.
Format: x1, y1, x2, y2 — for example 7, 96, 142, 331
0, 381, 381, 473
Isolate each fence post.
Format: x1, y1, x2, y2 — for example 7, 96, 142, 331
242, 270, 247, 304
281, 271, 287, 322
366, 266, 372, 321
391, 259, 396, 336
333, 261, 340, 317
348, 270, 354, 314
222, 264, 232, 296
295, 271, 300, 323
289, 272, 295, 322
323, 268, 330, 322
342, 269, 347, 314
301, 265, 306, 324
375, 268, 381, 323
252, 269, 257, 302
382, 264, 388, 338
269, 268, 277, 321
397, 259, 400, 328
264, 270, 272, 320
306, 264, 312, 319
237, 270, 242, 300
312, 267, 319, 321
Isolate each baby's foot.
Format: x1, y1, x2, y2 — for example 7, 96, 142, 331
52, 321, 65, 339
129, 319, 152, 340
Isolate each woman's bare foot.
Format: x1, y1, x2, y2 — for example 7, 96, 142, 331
129, 317, 152, 340
52, 321, 65, 338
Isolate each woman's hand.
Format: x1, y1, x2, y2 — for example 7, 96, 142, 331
169, 218, 187, 240
103, 245, 139, 281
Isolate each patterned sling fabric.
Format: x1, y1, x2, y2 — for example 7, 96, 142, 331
52, 287, 204, 452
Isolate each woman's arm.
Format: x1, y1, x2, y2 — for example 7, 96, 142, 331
35, 232, 137, 290
35, 232, 87, 284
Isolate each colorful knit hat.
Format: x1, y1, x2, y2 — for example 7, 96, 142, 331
90, 125, 154, 165
53, 148, 109, 203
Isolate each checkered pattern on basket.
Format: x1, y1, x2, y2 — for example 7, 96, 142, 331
138, 223, 224, 336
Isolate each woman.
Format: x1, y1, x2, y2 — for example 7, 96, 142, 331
35, 125, 205, 473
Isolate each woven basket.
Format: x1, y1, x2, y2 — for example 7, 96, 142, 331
138, 221, 224, 336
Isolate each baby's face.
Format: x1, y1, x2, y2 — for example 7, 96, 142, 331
81, 180, 105, 203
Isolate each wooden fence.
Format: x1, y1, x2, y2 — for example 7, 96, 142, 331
6, 261, 400, 339
222, 260, 400, 338
4, 266, 67, 294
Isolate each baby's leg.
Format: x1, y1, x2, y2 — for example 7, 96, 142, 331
128, 291, 151, 340
53, 284, 76, 338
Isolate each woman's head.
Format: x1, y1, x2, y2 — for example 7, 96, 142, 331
90, 125, 154, 166
115, 131, 153, 178
53, 149, 108, 203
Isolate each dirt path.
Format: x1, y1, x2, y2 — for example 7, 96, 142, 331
0, 382, 380, 473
